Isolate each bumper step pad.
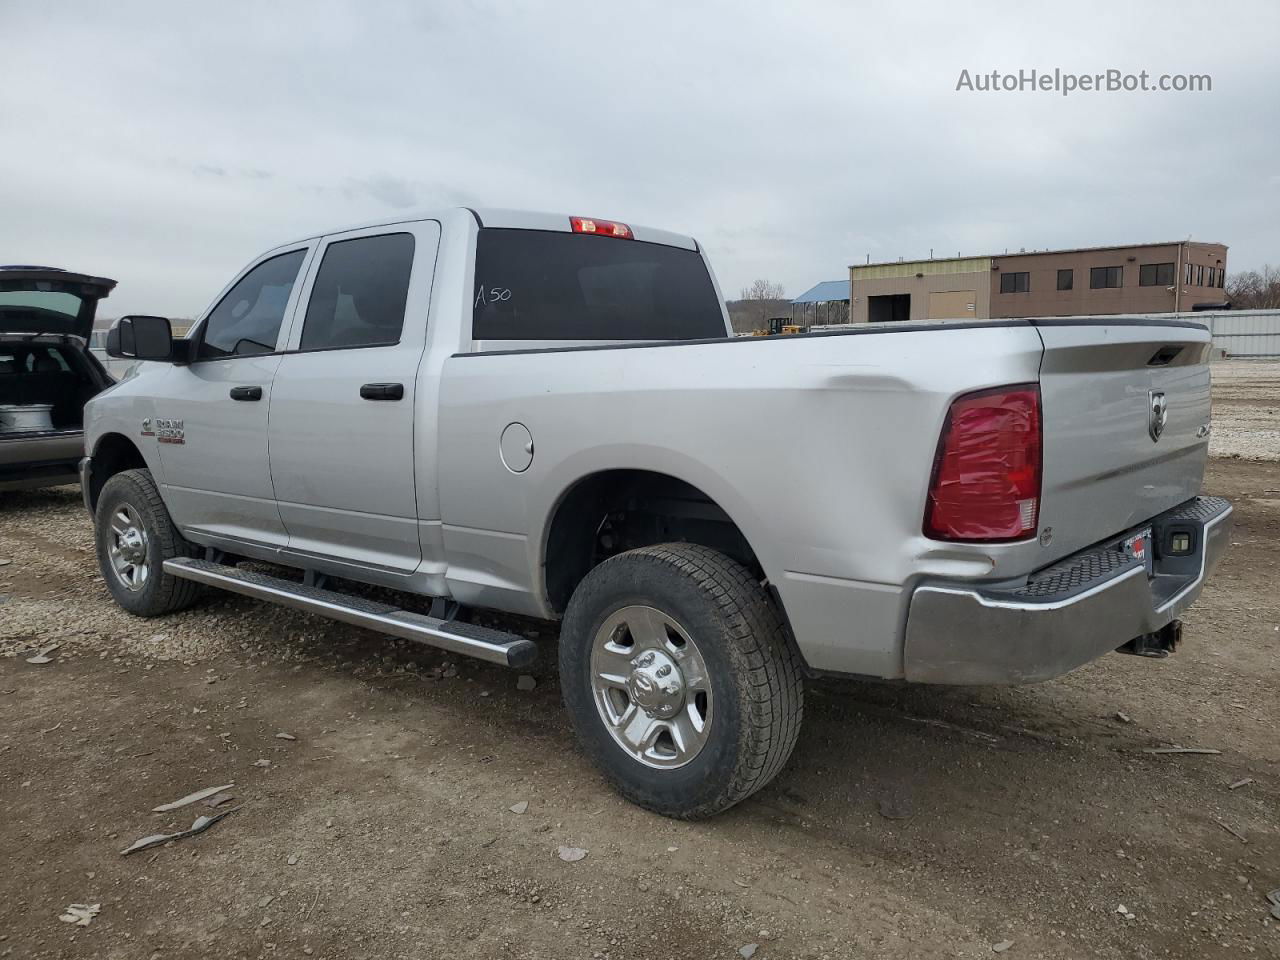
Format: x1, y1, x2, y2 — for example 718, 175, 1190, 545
1007, 547, 1141, 603
993, 496, 1232, 606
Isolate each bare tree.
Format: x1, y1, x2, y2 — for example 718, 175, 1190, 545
738, 279, 787, 331
1225, 265, 1280, 310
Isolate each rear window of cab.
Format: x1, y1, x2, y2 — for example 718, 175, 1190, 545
472, 229, 725, 341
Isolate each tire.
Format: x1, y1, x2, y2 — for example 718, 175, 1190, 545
559, 543, 803, 818
95, 468, 202, 617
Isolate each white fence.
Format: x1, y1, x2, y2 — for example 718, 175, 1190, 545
1201, 310, 1280, 358
1129, 309, 1280, 358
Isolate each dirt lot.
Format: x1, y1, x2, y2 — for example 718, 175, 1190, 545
2, 369, 1278, 960
1209, 360, 1280, 461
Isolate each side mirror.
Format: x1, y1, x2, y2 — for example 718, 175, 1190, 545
106, 315, 174, 361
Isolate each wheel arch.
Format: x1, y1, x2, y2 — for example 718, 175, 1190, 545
540, 466, 777, 617
85, 432, 149, 512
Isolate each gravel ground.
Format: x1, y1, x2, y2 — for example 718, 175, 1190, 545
1, 374, 1278, 959
1210, 360, 1280, 461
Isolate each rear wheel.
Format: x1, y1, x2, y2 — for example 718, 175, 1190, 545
95, 468, 201, 616
560, 543, 803, 818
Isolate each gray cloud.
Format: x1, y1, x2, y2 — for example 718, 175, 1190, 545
1, 0, 1275, 317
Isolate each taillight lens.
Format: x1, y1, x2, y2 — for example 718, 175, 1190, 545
570, 216, 633, 239
924, 384, 1042, 542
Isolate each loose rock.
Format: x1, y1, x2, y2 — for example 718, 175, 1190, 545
121, 807, 239, 856
557, 845, 588, 862
25, 643, 60, 665
58, 903, 100, 926
1143, 747, 1221, 755
152, 783, 235, 813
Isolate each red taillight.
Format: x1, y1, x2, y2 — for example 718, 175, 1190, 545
570, 216, 633, 239
924, 384, 1042, 542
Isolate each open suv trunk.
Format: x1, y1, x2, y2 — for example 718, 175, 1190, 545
0, 266, 116, 493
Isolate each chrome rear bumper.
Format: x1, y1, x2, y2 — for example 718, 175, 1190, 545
903, 496, 1232, 684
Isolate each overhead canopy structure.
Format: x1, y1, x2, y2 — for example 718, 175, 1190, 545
791, 280, 849, 304
791, 280, 850, 326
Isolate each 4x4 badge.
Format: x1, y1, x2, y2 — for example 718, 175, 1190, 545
1149, 391, 1167, 442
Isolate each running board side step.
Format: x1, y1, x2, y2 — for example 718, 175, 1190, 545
163, 557, 536, 668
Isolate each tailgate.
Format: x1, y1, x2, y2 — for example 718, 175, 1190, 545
1033, 319, 1212, 562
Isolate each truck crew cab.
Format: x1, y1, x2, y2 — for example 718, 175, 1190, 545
83, 208, 1231, 817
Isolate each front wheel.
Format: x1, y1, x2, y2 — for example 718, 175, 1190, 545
95, 468, 202, 617
559, 543, 804, 818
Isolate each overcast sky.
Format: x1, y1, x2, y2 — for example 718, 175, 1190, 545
2, 0, 1277, 317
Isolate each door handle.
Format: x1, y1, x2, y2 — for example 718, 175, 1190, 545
360, 382, 404, 401
229, 385, 263, 401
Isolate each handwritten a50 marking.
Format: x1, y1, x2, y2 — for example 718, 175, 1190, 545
475, 285, 512, 308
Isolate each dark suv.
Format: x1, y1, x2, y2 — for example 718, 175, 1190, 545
0, 266, 117, 493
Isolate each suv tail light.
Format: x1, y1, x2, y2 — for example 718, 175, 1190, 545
570, 216, 633, 239
924, 384, 1042, 542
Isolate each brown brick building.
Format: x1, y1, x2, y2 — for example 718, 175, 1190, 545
847, 241, 1227, 323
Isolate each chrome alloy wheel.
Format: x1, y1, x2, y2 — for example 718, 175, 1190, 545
589, 605, 712, 769
107, 503, 150, 592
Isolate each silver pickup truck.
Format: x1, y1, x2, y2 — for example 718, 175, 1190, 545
83, 208, 1231, 817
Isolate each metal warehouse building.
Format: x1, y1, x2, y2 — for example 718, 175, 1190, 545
847, 240, 1228, 323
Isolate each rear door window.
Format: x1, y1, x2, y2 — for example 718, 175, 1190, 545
472, 229, 725, 341
198, 250, 306, 360
299, 233, 415, 351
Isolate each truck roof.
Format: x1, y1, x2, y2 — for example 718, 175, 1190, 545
282, 207, 699, 253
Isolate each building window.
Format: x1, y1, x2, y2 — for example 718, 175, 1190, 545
999, 271, 1030, 293
1090, 266, 1123, 289
1196, 265, 1204, 286
1139, 262, 1175, 286
1218, 268, 1226, 288
1056, 269, 1073, 291
1185, 262, 1193, 285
